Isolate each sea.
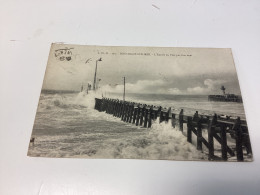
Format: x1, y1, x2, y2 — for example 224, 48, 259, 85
27, 90, 248, 161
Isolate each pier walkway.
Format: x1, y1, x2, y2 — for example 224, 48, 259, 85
94, 98, 252, 161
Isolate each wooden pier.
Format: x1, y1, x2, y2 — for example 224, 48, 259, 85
94, 98, 252, 161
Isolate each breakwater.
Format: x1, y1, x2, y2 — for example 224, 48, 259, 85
94, 98, 252, 161
208, 94, 243, 103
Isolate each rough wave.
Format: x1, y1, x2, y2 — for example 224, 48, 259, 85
29, 91, 247, 160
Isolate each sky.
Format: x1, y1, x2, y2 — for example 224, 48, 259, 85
42, 44, 241, 95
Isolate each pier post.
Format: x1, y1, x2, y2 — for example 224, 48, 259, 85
144, 107, 148, 128
99, 98, 102, 111
148, 106, 152, 128
112, 100, 116, 116
159, 109, 163, 123
194, 112, 203, 151
133, 106, 138, 124
103, 99, 107, 112
152, 107, 158, 120
179, 109, 184, 131
110, 99, 113, 114
112, 100, 115, 116
233, 117, 244, 161
140, 105, 145, 126
115, 100, 119, 116
187, 116, 192, 143
103, 99, 107, 113
108, 99, 111, 114
196, 119, 203, 151
157, 106, 162, 120
119, 101, 122, 117
110, 99, 113, 113
123, 103, 127, 122
171, 113, 176, 128
208, 114, 217, 160
126, 103, 130, 122
128, 104, 134, 123
166, 107, 171, 123
125, 103, 130, 122
94, 98, 101, 111
116, 101, 120, 117
120, 101, 125, 118
121, 103, 126, 121
220, 123, 228, 161
136, 106, 140, 126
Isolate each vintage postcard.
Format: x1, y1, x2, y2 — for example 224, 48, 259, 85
28, 44, 252, 161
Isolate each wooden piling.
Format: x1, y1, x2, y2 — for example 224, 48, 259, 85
140, 105, 145, 126
124, 103, 129, 122
121, 103, 126, 121
115, 101, 120, 117
136, 106, 140, 126
208, 114, 217, 160
126, 103, 130, 122
179, 109, 184, 131
148, 107, 152, 128
233, 117, 243, 161
107, 99, 110, 112
157, 106, 162, 120
195, 114, 203, 151
100, 98, 103, 111
119, 101, 123, 117
152, 107, 158, 120
144, 107, 148, 128
112, 100, 115, 116
187, 116, 192, 143
159, 109, 163, 123
128, 104, 134, 123
133, 106, 138, 124
220, 123, 228, 161
166, 107, 171, 123
118, 101, 122, 117
196, 122, 203, 151
115, 100, 119, 116
171, 113, 176, 128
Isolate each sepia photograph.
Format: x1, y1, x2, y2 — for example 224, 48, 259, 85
28, 44, 252, 161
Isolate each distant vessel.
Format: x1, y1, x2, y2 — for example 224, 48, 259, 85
208, 85, 243, 103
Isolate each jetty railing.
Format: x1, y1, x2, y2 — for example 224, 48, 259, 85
94, 98, 252, 161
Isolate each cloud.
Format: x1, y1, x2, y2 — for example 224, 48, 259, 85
187, 79, 226, 94
187, 86, 207, 94
167, 88, 182, 95
100, 79, 182, 94
204, 79, 225, 90
99, 78, 229, 95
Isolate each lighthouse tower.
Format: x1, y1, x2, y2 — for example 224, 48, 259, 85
221, 85, 226, 95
